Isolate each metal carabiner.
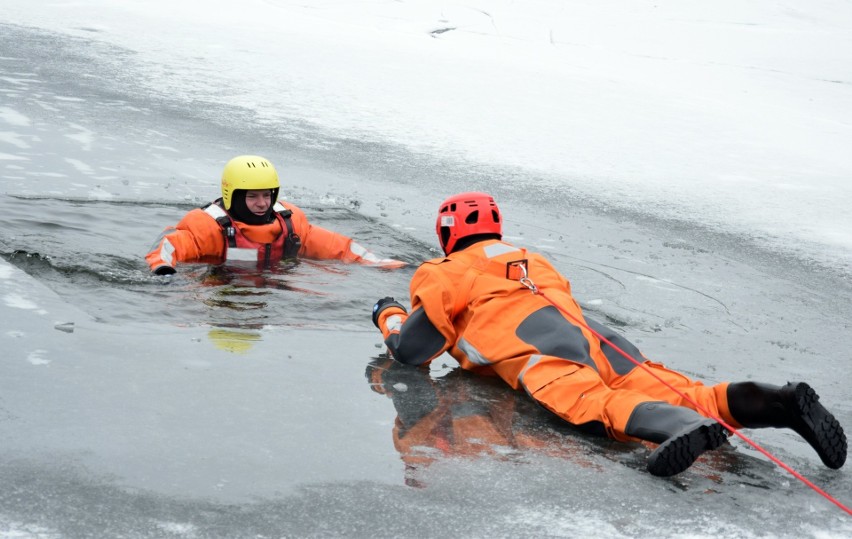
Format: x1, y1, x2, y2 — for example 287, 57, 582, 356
516, 261, 539, 294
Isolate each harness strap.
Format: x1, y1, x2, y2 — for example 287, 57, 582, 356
203, 200, 301, 258
203, 201, 237, 248
277, 208, 302, 260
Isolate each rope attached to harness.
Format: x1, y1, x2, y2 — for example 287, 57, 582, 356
514, 265, 851, 516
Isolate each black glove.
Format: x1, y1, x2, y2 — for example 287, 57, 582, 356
372, 296, 406, 328
153, 265, 177, 276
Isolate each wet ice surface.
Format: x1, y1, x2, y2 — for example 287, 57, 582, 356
2, 23, 852, 538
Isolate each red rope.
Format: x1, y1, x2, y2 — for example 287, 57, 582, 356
533, 286, 851, 516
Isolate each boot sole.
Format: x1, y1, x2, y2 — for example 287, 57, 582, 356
789, 383, 847, 469
647, 420, 728, 477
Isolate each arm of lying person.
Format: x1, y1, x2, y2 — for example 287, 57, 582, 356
372, 297, 451, 366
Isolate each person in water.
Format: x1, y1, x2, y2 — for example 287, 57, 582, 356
370, 191, 847, 476
146, 155, 405, 275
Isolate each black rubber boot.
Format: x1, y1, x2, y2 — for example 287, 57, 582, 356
625, 402, 728, 477
727, 381, 847, 469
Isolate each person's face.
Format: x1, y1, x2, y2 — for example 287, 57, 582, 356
244, 189, 273, 215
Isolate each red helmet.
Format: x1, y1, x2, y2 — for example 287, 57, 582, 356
435, 192, 502, 254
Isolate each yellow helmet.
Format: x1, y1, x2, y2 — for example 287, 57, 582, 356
220, 155, 280, 210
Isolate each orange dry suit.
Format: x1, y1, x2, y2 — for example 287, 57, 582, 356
146, 199, 404, 273
375, 238, 739, 442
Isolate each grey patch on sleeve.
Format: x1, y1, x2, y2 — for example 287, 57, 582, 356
387, 307, 447, 365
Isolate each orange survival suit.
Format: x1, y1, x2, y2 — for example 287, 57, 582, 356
146, 199, 403, 274
375, 238, 740, 442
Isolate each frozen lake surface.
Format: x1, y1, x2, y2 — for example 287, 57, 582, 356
2, 8, 851, 538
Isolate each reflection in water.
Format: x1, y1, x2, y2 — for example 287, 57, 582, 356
207, 327, 262, 354
198, 266, 301, 348
365, 355, 601, 487
199, 263, 327, 313
195, 262, 344, 331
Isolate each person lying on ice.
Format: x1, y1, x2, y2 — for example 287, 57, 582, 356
146, 155, 405, 275
370, 191, 847, 477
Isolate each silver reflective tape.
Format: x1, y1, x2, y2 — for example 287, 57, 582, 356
204, 204, 228, 219
160, 238, 175, 265
226, 248, 258, 262
483, 242, 520, 258
518, 354, 544, 397
386, 314, 403, 333
349, 242, 369, 258
458, 337, 494, 366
